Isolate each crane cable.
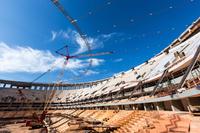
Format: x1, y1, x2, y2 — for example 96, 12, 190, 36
51, 0, 94, 81
31, 58, 64, 83
43, 59, 68, 111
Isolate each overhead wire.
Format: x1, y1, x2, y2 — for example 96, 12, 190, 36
44, 59, 68, 111
29, 0, 198, 112
51, 0, 95, 81
31, 58, 64, 83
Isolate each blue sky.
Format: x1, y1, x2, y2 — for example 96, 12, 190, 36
0, 0, 200, 83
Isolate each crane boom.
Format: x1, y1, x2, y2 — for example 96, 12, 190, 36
55, 45, 113, 59
71, 51, 113, 58
51, 0, 91, 51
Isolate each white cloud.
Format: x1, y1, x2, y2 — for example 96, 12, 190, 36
0, 42, 57, 73
100, 33, 118, 39
87, 58, 104, 66
50, 30, 71, 41
50, 29, 118, 54
114, 58, 123, 62
74, 34, 90, 54
69, 69, 80, 76
0, 42, 104, 73
51, 31, 57, 41
79, 69, 99, 76
74, 32, 119, 54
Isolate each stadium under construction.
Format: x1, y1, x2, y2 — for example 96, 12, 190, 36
0, 1, 200, 133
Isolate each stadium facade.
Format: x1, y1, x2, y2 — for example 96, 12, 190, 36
0, 18, 200, 133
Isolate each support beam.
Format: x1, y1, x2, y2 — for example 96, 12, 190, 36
129, 81, 142, 99
150, 69, 168, 96
178, 44, 200, 89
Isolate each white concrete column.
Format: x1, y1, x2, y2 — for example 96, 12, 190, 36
144, 104, 147, 111
154, 103, 160, 111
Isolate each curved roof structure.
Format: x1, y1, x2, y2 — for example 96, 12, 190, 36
1, 17, 199, 86
1, 1, 200, 132
0, 17, 200, 104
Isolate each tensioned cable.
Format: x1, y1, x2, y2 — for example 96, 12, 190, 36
17, 0, 96, 116
43, 59, 68, 111
50, 0, 96, 82
31, 58, 64, 83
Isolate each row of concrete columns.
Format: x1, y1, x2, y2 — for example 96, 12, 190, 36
73, 97, 197, 113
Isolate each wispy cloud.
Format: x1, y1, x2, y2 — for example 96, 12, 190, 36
50, 29, 118, 54
87, 58, 104, 66
113, 58, 123, 62
0, 42, 104, 73
79, 69, 99, 76
51, 31, 57, 41
74, 34, 100, 54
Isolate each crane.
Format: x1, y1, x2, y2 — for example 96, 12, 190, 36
31, 0, 114, 83
55, 45, 113, 65
25, 1, 113, 129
